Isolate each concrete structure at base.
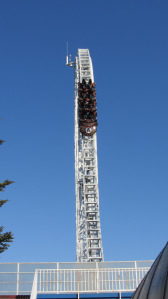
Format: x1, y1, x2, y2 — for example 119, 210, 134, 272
0, 261, 153, 299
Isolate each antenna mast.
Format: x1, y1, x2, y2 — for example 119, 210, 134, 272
66, 43, 75, 67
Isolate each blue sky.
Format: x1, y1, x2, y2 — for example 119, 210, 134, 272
0, 0, 168, 263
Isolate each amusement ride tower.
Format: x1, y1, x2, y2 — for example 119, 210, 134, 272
67, 49, 104, 262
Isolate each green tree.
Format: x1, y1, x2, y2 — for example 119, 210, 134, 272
0, 138, 14, 254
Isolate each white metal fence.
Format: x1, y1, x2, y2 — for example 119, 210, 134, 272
30, 267, 150, 299
0, 261, 153, 295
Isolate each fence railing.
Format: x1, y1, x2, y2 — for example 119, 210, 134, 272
30, 267, 150, 299
0, 261, 153, 295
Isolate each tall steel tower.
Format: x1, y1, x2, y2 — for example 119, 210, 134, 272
67, 49, 104, 262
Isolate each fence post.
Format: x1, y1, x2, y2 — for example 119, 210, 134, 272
77, 270, 80, 299
135, 261, 138, 288
16, 263, 19, 295
96, 263, 99, 293
57, 263, 59, 294
30, 270, 38, 299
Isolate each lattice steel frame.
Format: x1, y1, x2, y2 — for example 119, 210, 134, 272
67, 49, 104, 262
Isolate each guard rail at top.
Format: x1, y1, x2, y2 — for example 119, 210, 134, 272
30, 267, 151, 299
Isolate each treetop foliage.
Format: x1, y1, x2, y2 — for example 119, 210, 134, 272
0, 180, 14, 192
0, 227, 14, 254
0, 134, 14, 254
0, 199, 8, 207
0, 140, 5, 145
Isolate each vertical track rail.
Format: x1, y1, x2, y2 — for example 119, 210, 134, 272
74, 49, 104, 262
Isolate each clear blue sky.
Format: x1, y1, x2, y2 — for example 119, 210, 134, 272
0, 0, 168, 263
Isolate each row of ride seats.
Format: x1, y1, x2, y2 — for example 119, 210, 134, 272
78, 79, 96, 91
78, 79, 97, 123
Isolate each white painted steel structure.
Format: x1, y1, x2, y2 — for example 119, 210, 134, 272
67, 49, 103, 262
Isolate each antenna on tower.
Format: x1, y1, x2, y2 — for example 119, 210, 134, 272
66, 42, 69, 65
66, 42, 75, 67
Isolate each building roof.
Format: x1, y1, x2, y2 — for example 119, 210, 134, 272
132, 242, 168, 299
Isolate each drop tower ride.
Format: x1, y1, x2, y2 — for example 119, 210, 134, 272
67, 49, 104, 262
